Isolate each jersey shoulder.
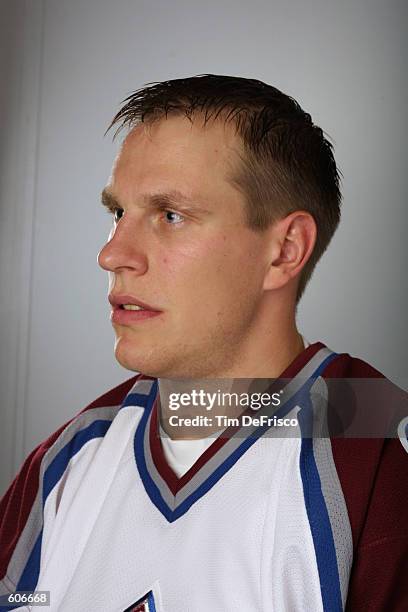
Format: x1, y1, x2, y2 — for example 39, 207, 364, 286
322, 348, 395, 378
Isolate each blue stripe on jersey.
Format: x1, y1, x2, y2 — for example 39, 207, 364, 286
298, 395, 343, 612
10, 531, 42, 597
135, 353, 340, 523
134, 383, 300, 522
43, 420, 112, 500
148, 590, 157, 612
121, 392, 153, 409
14, 419, 114, 598
133, 382, 176, 518
172, 358, 337, 521
171, 385, 312, 521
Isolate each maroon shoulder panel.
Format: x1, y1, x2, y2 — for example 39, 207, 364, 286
322, 352, 408, 609
323, 353, 387, 549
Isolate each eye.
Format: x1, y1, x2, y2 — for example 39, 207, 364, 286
163, 210, 184, 225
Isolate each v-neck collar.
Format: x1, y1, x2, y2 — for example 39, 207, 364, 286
124, 342, 337, 522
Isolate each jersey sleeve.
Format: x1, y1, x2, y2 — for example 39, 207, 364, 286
345, 438, 408, 611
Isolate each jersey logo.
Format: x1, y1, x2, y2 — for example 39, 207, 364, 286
397, 416, 408, 454
123, 590, 156, 612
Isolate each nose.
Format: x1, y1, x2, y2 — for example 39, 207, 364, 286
97, 220, 148, 275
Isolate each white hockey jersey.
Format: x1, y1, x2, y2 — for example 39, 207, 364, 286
3, 342, 406, 611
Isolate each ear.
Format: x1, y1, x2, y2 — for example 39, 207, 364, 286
263, 211, 317, 291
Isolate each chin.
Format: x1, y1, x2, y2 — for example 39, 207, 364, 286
113, 340, 170, 378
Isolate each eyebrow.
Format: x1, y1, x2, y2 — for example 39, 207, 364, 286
100, 187, 210, 214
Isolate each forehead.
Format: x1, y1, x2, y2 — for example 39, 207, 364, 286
110, 114, 244, 200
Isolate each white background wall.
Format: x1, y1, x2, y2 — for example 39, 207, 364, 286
0, 0, 407, 495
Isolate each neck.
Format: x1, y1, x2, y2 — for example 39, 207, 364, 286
158, 317, 305, 439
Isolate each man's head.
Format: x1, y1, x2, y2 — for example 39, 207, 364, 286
98, 74, 341, 377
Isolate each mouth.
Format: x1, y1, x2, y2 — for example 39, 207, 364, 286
108, 293, 162, 325
119, 304, 147, 311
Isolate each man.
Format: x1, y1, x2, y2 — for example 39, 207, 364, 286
0, 75, 407, 611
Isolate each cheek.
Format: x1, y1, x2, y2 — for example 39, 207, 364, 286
156, 230, 265, 297
217, 238, 264, 281
171, 239, 262, 303
157, 238, 219, 276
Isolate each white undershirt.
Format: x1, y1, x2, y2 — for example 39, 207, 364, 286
160, 427, 217, 478
160, 336, 311, 477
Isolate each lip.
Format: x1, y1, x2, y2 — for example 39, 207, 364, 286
108, 293, 162, 325
108, 293, 160, 311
